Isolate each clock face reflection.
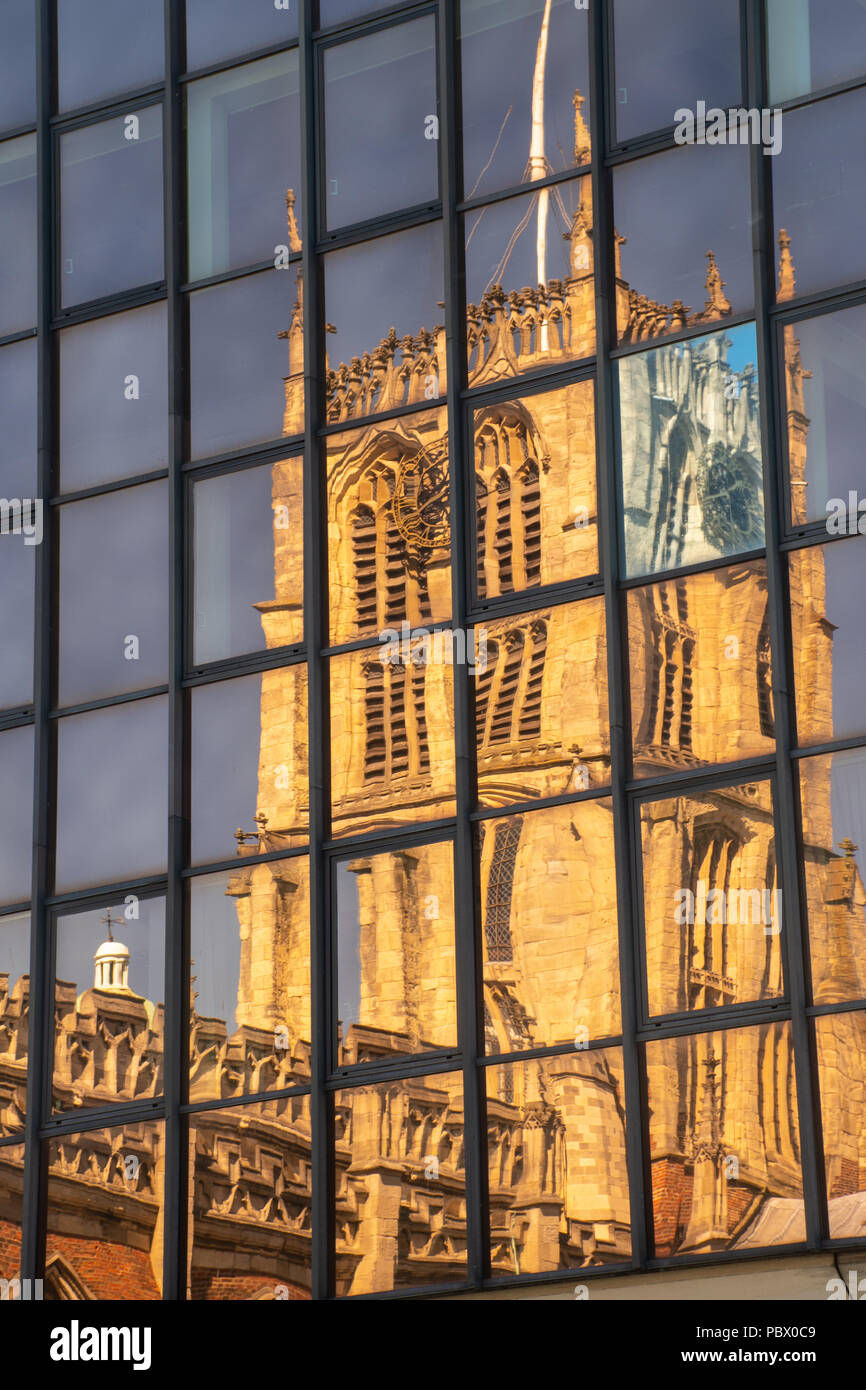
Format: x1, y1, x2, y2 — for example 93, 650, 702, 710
392, 442, 450, 551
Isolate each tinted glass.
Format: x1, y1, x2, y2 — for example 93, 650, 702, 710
799, 748, 866, 1006
768, 0, 866, 103
0, 0, 36, 133
193, 458, 303, 667
186, 0, 298, 71
791, 538, 866, 746
461, 0, 591, 200
320, 0, 395, 24
614, 142, 752, 345
189, 269, 300, 458
0, 338, 37, 710
60, 107, 164, 309
815, 1010, 866, 1238
57, 0, 164, 112
55, 698, 168, 893
773, 88, 866, 303
613, 0, 740, 144
58, 483, 169, 706
187, 51, 301, 282
59, 302, 168, 493
190, 668, 309, 867
0, 134, 37, 336
617, 323, 764, 578
0, 728, 32, 906
0, 338, 36, 494
0, 913, 29, 1135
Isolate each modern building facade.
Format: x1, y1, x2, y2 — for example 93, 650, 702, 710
0, 0, 865, 1300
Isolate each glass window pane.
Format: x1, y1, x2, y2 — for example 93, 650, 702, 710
0, 134, 36, 337
190, 858, 310, 1103
614, 143, 752, 345
791, 538, 866, 746
474, 379, 598, 600
476, 598, 609, 808
52, 897, 165, 1114
59, 302, 168, 493
190, 268, 300, 459
815, 1010, 866, 1238
186, 0, 298, 72
0, 338, 36, 495
327, 407, 450, 646
768, 0, 866, 104
60, 107, 164, 310
320, 0, 395, 25
0, 339, 37, 711
193, 458, 303, 667
479, 800, 620, 1051
191, 668, 309, 867
55, 698, 168, 893
0, 913, 29, 1136
640, 780, 782, 1019
0, 0, 36, 133
613, 0, 740, 144
58, 483, 169, 706
798, 748, 866, 1006
0, 728, 32, 906
465, 176, 594, 382
324, 17, 437, 232
645, 1023, 803, 1256
773, 88, 866, 303
334, 1072, 465, 1295
329, 644, 455, 838
57, 0, 164, 112
461, 0, 591, 201
0, 539, 34, 710
0, 1144, 25, 1281
46, 1121, 165, 1299
187, 51, 301, 282
324, 220, 443, 422
486, 1049, 631, 1276
627, 561, 775, 775
188, 1097, 311, 1300
617, 323, 764, 579
336, 840, 456, 1064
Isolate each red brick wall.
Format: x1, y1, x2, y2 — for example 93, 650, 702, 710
45, 1234, 161, 1301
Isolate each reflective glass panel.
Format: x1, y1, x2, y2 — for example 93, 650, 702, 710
320, 0, 395, 24
798, 748, 866, 1007
815, 1011, 866, 1239
0, 914, 29, 1136
474, 379, 598, 598
323, 17, 437, 232
476, 598, 609, 808
55, 698, 168, 893
0, 337, 37, 711
193, 458, 303, 666
0, 1144, 25, 1285
187, 51, 301, 282
326, 407, 450, 646
0, 728, 32, 906
791, 538, 866, 747
329, 644, 455, 839
186, 0, 298, 71
334, 1072, 465, 1294
46, 1122, 165, 1299
646, 1022, 803, 1257
190, 667, 309, 867
188, 1097, 311, 1300
640, 780, 782, 1019
323, 220, 443, 422
627, 561, 775, 776
53, 897, 165, 1114
0, 536, 34, 711
0, 337, 36, 494
465, 176, 594, 382
768, 0, 866, 104
486, 1049, 630, 1276
461, 0, 591, 201
617, 323, 764, 578
612, 0, 740, 144
57, 0, 164, 112
336, 840, 456, 1065
0, 134, 36, 337
189, 858, 310, 1102
479, 800, 620, 1052
60, 107, 164, 309
0, 0, 35, 133
773, 88, 866, 303
189, 268, 301, 458
614, 142, 752, 345
783, 304, 866, 528
58, 483, 169, 706
59, 302, 168, 492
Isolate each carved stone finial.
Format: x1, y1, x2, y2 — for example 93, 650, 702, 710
702, 251, 731, 318
573, 89, 591, 164
285, 188, 302, 253
777, 228, 796, 302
